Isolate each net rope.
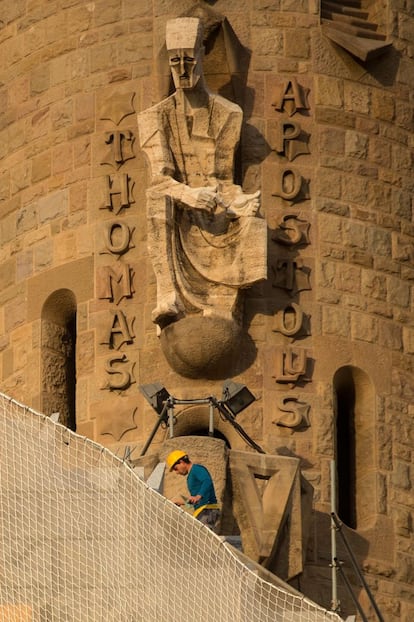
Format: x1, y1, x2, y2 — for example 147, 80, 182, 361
0, 391, 344, 621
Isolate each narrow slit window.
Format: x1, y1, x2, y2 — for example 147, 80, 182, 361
334, 366, 376, 530
41, 289, 77, 431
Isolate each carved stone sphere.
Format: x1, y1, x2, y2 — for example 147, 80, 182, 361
159, 315, 243, 379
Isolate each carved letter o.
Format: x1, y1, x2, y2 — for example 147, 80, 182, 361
103, 222, 131, 255
278, 168, 302, 200
276, 302, 303, 336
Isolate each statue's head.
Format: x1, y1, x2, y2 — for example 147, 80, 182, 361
166, 17, 204, 90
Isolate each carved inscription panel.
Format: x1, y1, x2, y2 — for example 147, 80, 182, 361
270, 77, 313, 432
95, 92, 140, 441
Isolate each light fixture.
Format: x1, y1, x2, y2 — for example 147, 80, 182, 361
221, 380, 256, 416
138, 381, 263, 456
139, 382, 171, 416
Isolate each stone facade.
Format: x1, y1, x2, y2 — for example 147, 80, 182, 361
1, 1, 413, 620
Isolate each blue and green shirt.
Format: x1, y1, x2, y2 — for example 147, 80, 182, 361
187, 463, 217, 511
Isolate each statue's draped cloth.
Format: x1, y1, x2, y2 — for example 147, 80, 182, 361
139, 92, 267, 317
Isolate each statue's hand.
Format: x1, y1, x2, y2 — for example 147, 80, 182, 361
181, 186, 217, 214
225, 189, 261, 219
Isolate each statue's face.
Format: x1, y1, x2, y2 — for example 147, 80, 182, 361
168, 48, 202, 90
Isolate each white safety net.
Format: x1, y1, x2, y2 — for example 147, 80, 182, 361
0, 392, 344, 621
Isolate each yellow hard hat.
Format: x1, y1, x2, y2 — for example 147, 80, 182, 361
166, 450, 187, 471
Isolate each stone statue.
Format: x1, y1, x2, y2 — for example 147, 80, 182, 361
138, 17, 267, 376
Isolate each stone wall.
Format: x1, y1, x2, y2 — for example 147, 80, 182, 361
1, 1, 413, 619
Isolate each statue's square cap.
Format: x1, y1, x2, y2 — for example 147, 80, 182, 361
166, 17, 203, 51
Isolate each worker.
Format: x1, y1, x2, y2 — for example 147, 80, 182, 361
167, 450, 220, 533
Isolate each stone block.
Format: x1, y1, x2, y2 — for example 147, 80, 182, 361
391, 188, 411, 220
69, 180, 87, 213
252, 28, 284, 56
54, 231, 77, 264
10, 160, 31, 196
398, 13, 414, 43
351, 312, 378, 343
4, 297, 26, 333
16, 249, 33, 281
73, 136, 91, 167
2, 348, 14, 380
30, 64, 50, 95
49, 54, 70, 88
322, 305, 350, 338
90, 42, 118, 73
397, 554, 414, 585
345, 130, 369, 159
403, 327, 414, 355
319, 126, 345, 154
52, 143, 73, 175
392, 143, 412, 172
368, 227, 392, 258
29, 107, 50, 140
395, 507, 412, 537
392, 462, 411, 490
0, 170, 10, 204
44, 11, 68, 45
336, 263, 362, 293
342, 174, 369, 204
316, 169, 342, 199
395, 100, 414, 132
387, 276, 410, 307
319, 214, 343, 245
369, 137, 392, 168
69, 48, 89, 80
32, 152, 51, 183
8, 118, 26, 152
397, 57, 414, 87
371, 89, 395, 122
92, 0, 122, 27
361, 271, 387, 301
0, 259, 16, 291
51, 98, 73, 130
74, 93, 95, 123
344, 82, 370, 115
356, 116, 379, 134
284, 29, 310, 58
123, 0, 152, 18
33, 239, 54, 271
23, 20, 46, 56
118, 34, 153, 64
37, 188, 69, 224
77, 331, 95, 376
16, 204, 37, 234
4, 33, 24, 66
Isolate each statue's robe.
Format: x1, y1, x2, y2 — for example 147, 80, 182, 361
138, 91, 267, 323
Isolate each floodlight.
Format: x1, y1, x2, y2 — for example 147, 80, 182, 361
221, 380, 256, 416
139, 382, 171, 416
139, 380, 264, 457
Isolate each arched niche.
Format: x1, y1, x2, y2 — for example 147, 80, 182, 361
41, 289, 77, 430
333, 366, 376, 530
161, 404, 244, 449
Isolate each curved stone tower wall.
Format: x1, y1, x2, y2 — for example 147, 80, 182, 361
1, 1, 413, 619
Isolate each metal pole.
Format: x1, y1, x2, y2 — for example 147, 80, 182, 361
168, 398, 175, 438
330, 460, 340, 613
208, 402, 214, 436
139, 403, 169, 456
213, 399, 266, 454
334, 558, 369, 622
331, 512, 385, 622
